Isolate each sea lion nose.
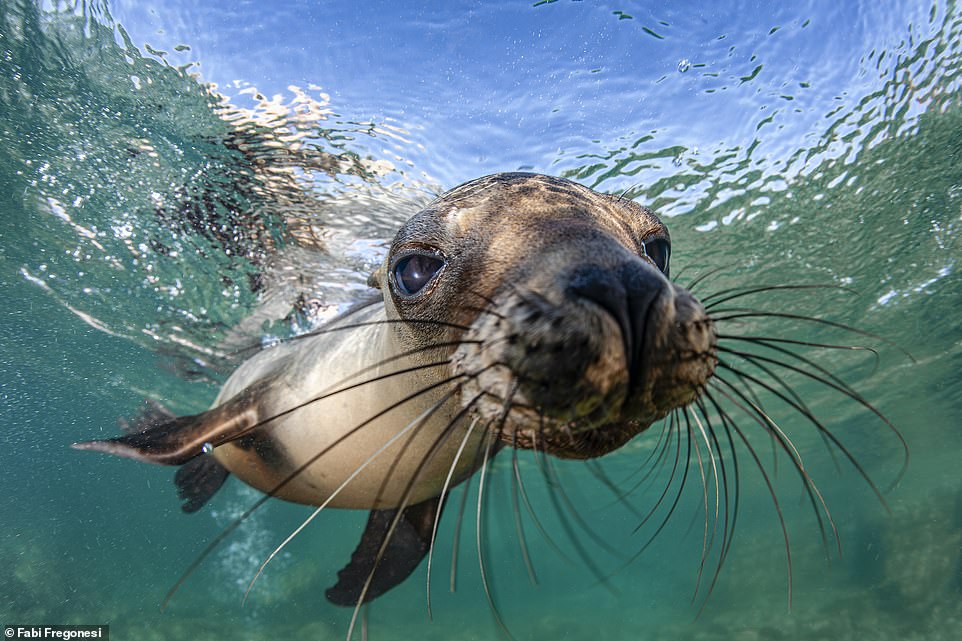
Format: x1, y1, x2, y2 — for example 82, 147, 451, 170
568, 262, 667, 391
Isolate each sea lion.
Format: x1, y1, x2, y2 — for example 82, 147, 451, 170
74, 173, 716, 605
73, 172, 718, 607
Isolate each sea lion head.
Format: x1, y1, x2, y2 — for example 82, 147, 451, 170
372, 172, 717, 459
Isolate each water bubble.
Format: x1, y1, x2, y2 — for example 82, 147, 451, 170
261, 335, 281, 349
677, 59, 691, 73
112, 222, 133, 239
202, 442, 214, 454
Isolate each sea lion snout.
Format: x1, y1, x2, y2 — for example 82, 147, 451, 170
456, 256, 716, 459
484, 266, 639, 424
622, 282, 717, 420
567, 261, 668, 398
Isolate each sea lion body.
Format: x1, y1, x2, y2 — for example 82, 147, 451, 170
211, 302, 484, 508
74, 172, 718, 606
203, 172, 715, 507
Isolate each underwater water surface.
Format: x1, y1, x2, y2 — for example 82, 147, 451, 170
1, 0, 961, 639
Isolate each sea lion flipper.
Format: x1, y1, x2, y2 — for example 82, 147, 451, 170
118, 398, 177, 435
174, 455, 230, 513
72, 385, 264, 466
325, 494, 445, 606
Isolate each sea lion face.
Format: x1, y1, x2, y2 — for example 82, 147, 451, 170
378, 173, 717, 459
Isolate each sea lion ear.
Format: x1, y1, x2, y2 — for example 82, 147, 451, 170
367, 266, 384, 289
325, 494, 445, 606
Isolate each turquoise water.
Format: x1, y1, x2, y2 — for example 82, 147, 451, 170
1, 0, 961, 639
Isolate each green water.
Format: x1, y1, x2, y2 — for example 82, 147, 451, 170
1, 1, 961, 639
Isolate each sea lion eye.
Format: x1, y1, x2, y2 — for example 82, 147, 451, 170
643, 238, 670, 275
392, 251, 446, 297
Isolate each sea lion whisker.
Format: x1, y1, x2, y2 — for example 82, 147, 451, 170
618, 415, 681, 502
449, 455, 476, 594
685, 407, 720, 602
718, 342, 856, 396
638, 416, 694, 549
534, 414, 617, 593
716, 346, 813, 417
509, 431, 572, 567
462, 288, 500, 308
707, 377, 838, 559
721, 345, 908, 488
722, 339, 899, 476
425, 413, 484, 620
259, 359, 455, 428
719, 335, 881, 391
684, 404, 720, 533
503, 279, 553, 310
509, 431, 539, 586
595, 409, 694, 587
614, 181, 642, 202
617, 413, 674, 486
713, 332, 906, 486
690, 396, 739, 614
228, 316, 475, 357
682, 263, 735, 293
701, 389, 795, 608
472, 382, 520, 641
716, 361, 897, 508
685, 405, 720, 521
345, 385, 499, 640
458, 289, 508, 320
446, 390, 515, 595
720, 345, 903, 453
707, 354, 784, 472
162, 370, 470, 609
584, 459, 645, 520
543, 454, 626, 561
300, 316, 473, 339
710, 309, 916, 363
243, 381, 469, 604
630, 415, 685, 535
716, 334, 881, 369
145, 358, 459, 468
456, 301, 507, 321
701, 284, 857, 309
723, 358, 772, 428
633, 415, 693, 556
670, 265, 693, 283
716, 346, 842, 473
223, 300, 386, 357
348, 390, 485, 618
367, 383, 490, 511
709, 370, 807, 471
308, 340, 482, 402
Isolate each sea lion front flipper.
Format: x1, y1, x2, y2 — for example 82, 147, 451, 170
325, 494, 445, 606
72, 381, 268, 466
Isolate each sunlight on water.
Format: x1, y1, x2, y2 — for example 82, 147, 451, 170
1, 1, 960, 639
